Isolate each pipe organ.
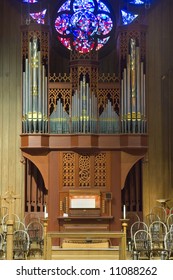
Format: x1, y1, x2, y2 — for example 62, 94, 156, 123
49, 75, 120, 134
20, 17, 148, 232
21, 36, 146, 135
121, 38, 146, 133
118, 24, 147, 134
21, 24, 49, 133
49, 51, 120, 134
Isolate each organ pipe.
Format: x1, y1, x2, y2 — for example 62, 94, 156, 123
136, 46, 141, 132
50, 74, 120, 134
120, 38, 146, 133
22, 36, 48, 133
127, 54, 131, 133
130, 38, 137, 133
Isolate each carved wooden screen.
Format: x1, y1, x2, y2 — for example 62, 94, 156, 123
58, 151, 112, 217
59, 151, 111, 189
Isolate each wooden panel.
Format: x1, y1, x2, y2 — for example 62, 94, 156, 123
0, 0, 24, 217
142, 0, 173, 215
62, 224, 109, 231
69, 209, 101, 216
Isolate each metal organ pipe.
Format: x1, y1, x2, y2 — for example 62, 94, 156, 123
120, 38, 146, 134
32, 37, 38, 133
136, 46, 141, 133
130, 38, 136, 133
143, 74, 146, 133
127, 54, 131, 133
38, 51, 42, 133
43, 75, 48, 133
28, 41, 32, 133
49, 73, 120, 134
22, 36, 48, 133
140, 61, 144, 133
22, 71, 26, 133
121, 76, 123, 133
25, 58, 29, 132
123, 68, 127, 133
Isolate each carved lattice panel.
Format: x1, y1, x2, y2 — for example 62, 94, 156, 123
90, 67, 98, 94
49, 73, 70, 83
94, 153, 107, 187
78, 154, 91, 187
62, 153, 75, 187
21, 29, 49, 59
98, 88, 120, 114
40, 31, 49, 59
49, 88, 71, 112
70, 50, 98, 62
71, 67, 78, 91
119, 28, 146, 61
61, 152, 111, 189
70, 50, 98, 94
128, 30, 146, 60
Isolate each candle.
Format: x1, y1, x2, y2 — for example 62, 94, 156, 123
44, 205, 47, 218
123, 205, 126, 219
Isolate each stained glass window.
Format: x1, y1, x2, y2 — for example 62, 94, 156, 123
54, 0, 114, 53
22, 0, 38, 3
30, 9, 47, 24
129, 0, 144, 4
121, 9, 138, 25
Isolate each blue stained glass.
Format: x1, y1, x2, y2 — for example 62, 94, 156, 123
96, 37, 109, 50
58, 37, 71, 49
97, 13, 113, 36
98, 2, 110, 12
58, 0, 71, 12
129, 0, 144, 4
121, 9, 138, 25
30, 9, 47, 24
72, 0, 95, 13
73, 37, 95, 53
55, 14, 72, 35
71, 11, 98, 36
22, 0, 38, 3
54, 0, 113, 53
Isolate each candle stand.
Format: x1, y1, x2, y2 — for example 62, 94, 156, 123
42, 217, 48, 260
120, 218, 129, 234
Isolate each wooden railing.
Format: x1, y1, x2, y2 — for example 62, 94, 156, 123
45, 231, 127, 260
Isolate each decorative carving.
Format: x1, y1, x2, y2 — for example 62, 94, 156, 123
98, 88, 120, 114
62, 153, 75, 188
49, 88, 71, 114
94, 153, 107, 187
61, 152, 110, 189
21, 29, 49, 60
49, 73, 71, 83
98, 73, 119, 83
79, 154, 90, 187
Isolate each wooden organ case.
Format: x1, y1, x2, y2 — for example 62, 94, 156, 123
58, 152, 113, 232
20, 15, 148, 237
